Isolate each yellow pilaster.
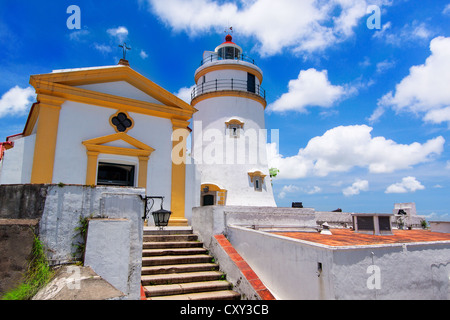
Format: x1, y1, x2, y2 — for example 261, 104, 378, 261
85, 151, 99, 185
169, 119, 190, 226
30, 95, 65, 184
138, 156, 149, 188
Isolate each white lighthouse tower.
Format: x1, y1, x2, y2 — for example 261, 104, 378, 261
191, 34, 276, 207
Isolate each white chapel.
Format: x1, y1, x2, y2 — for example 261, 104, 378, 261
0, 35, 277, 226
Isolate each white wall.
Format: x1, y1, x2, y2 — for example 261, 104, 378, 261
52, 99, 173, 206
76, 81, 163, 105
332, 243, 450, 300
0, 134, 36, 184
192, 95, 276, 207
227, 225, 335, 300
226, 225, 450, 300
37, 185, 145, 299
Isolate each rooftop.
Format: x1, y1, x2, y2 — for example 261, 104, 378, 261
273, 229, 450, 247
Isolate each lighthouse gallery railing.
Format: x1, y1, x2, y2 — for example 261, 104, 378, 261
191, 79, 266, 101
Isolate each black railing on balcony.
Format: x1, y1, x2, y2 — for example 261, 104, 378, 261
191, 79, 266, 101
200, 54, 257, 66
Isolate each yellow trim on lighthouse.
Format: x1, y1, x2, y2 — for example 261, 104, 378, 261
195, 64, 263, 84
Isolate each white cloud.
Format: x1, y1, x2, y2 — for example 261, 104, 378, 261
145, 0, 391, 56
305, 186, 322, 195
373, 36, 450, 123
343, 179, 369, 196
278, 184, 300, 199
373, 20, 433, 46
0, 86, 36, 119
267, 68, 347, 113
376, 59, 395, 74
372, 21, 392, 40
423, 106, 450, 125
444, 4, 450, 15
107, 26, 129, 42
69, 29, 90, 41
93, 43, 112, 53
174, 85, 195, 103
267, 125, 444, 179
385, 176, 425, 194
140, 50, 149, 59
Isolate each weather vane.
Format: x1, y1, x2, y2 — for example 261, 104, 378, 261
225, 26, 233, 35
119, 42, 131, 60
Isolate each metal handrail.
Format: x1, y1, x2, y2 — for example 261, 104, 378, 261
200, 54, 257, 66
191, 78, 266, 101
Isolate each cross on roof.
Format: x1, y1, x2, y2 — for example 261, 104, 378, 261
119, 42, 131, 60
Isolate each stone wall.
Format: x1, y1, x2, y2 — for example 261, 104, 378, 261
0, 184, 145, 299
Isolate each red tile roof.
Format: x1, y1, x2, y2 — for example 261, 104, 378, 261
273, 229, 450, 247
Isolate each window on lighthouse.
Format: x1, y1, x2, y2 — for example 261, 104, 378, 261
248, 171, 266, 192
254, 177, 263, 192
229, 124, 240, 138
226, 119, 244, 138
218, 46, 240, 60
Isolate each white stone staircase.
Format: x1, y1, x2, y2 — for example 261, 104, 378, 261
141, 227, 240, 300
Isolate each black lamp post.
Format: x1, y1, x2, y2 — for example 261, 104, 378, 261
152, 207, 172, 229
141, 196, 172, 230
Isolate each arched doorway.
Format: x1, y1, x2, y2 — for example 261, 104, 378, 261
200, 183, 227, 206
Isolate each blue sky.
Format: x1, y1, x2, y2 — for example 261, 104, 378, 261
1, 0, 450, 220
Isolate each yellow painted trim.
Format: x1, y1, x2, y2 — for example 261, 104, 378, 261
248, 171, 267, 183
30, 95, 65, 184
23, 103, 40, 136
83, 133, 154, 157
191, 90, 267, 109
32, 79, 194, 121
201, 183, 227, 206
82, 133, 154, 187
86, 151, 99, 185
138, 156, 149, 189
30, 65, 195, 112
109, 110, 135, 133
225, 119, 245, 128
195, 64, 263, 84
169, 119, 190, 226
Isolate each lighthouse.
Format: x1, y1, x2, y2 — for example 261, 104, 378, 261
191, 34, 276, 207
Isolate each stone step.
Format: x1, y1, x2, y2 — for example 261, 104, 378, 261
144, 280, 232, 298
143, 227, 193, 236
143, 241, 204, 249
143, 234, 198, 243
142, 271, 225, 286
142, 247, 208, 257
148, 290, 241, 301
140, 228, 241, 301
141, 263, 219, 275
142, 254, 213, 266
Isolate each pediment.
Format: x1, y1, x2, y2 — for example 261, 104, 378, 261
30, 65, 195, 113
82, 133, 154, 158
